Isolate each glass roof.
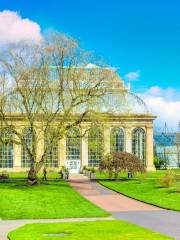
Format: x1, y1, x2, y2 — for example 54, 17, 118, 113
3, 68, 150, 115
103, 90, 150, 114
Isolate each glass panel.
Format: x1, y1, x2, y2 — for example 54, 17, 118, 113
110, 128, 124, 152
88, 128, 104, 167
132, 128, 146, 164
44, 133, 59, 168
0, 128, 13, 168
66, 128, 80, 160
21, 128, 33, 168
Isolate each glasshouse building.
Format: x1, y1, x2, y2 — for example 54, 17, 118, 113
0, 74, 156, 173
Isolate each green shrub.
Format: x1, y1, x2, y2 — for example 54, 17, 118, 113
91, 168, 96, 173
153, 156, 165, 169
175, 174, 180, 182
0, 171, 9, 179
83, 165, 87, 171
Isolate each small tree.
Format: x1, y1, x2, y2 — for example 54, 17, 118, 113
99, 153, 113, 178
100, 152, 146, 179
153, 156, 165, 169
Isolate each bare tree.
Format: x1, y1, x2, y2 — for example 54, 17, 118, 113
0, 33, 117, 184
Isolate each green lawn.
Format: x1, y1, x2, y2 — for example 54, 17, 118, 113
8, 171, 60, 179
96, 169, 180, 179
0, 181, 108, 220
100, 175, 180, 211
8, 220, 173, 240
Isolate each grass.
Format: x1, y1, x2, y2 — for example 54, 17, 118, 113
0, 180, 108, 220
99, 170, 180, 211
96, 169, 180, 179
8, 220, 174, 240
6, 169, 180, 180
8, 171, 60, 179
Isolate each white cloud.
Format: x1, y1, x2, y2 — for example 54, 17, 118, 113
85, 63, 99, 69
124, 70, 140, 82
0, 10, 42, 45
145, 86, 178, 100
139, 86, 180, 130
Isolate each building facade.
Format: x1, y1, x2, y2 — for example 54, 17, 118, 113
0, 75, 156, 173
154, 129, 180, 168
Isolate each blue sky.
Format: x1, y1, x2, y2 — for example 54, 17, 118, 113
0, 0, 179, 129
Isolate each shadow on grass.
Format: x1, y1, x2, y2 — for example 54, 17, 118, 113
154, 185, 166, 189
0, 180, 70, 192
154, 185, 179, 195
97, 178, 136, 182
166, 188, 179, 194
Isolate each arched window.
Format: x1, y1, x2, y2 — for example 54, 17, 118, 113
88, 128, 104, 167
0, 128, 13, 168
132, 128, 146, 164
66, 128, 80, 161
44, 130, 59, 168
21, 128, 33, 168
110, 128, 125, 153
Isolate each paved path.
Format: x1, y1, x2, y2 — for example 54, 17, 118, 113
70, 176, 180, 239
70, 179, 160, 212
0, 217, 114, 240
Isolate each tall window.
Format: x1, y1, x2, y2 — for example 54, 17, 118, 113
110, 128, 125, 153
88, 128, 104, 167
66, 128, 80, 160
44, 132, 59, 168
132, 128, 146, 164
0, 128, 13, 168
21, 128, 33, 168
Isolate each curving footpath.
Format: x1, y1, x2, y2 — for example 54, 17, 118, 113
70, 176, 180, 240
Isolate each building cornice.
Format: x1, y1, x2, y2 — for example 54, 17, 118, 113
0, 112, 157, 122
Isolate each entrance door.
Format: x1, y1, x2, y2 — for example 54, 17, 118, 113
66, 128, 81, 174
66, 160, 81, 173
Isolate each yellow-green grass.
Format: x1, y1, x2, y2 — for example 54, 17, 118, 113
100, 176, 180, 211
8, 220, 173, 240
4, 169, 180, 180
7, 171, 60, 179
0, 181, 108, 220
96, 169, 180, 179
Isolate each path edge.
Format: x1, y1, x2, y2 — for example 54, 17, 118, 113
98, 180, 180, 213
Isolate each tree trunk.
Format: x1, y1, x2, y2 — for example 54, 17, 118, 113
27, 158, 45, 185
108, 171, 113, 179
114, 172, 118, 179
27, 166, 38, 185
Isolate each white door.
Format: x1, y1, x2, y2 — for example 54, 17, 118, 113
66, 160, 81, 173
